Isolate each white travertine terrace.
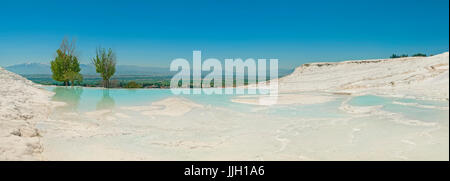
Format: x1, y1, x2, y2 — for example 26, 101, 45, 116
0, 52, 448, 160
0, 67, 55, 160
278, 52, 449, 100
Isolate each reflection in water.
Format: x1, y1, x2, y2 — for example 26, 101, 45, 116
96, 89, 115, 110
51, 86, 83, 111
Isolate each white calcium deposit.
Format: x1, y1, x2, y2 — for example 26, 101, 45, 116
278, 52, 449, 100
0, 67, 55, 160
1, 52, 448, 160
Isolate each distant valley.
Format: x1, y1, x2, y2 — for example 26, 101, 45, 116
4, 63, 174, 76
4, 62, 294, 77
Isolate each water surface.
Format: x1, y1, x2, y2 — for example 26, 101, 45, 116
40, 86, 449, 160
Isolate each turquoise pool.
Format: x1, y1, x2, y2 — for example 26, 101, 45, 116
44, 86, 449, 122
40, 86, 449, 161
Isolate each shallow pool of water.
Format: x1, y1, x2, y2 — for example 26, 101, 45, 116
40, 87, 449, 160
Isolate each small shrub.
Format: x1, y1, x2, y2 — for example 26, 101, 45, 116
390, 54, 400, 58
390, 54, 409, 58
412, 53, 427, 57
124, 81, 142, 88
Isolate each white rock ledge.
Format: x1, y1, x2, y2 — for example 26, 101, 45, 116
0, 67, 54, 160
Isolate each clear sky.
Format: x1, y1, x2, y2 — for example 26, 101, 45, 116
0, 0, 448, 68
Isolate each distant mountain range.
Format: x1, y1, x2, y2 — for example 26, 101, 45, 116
4, 62, 294, 77
5, 63, 52, 75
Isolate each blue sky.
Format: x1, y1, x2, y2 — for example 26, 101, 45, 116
0, 0, 448, 68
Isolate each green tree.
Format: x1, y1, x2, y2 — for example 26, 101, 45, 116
50, 50, 67, 85
64, 71, 83, 86
92, 47, 116, 88
50, 38, 82, 86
